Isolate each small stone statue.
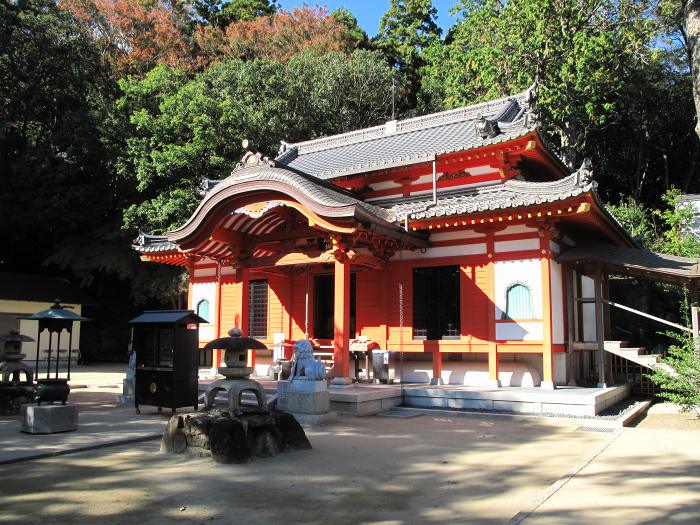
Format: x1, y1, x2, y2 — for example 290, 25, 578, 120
126, 350, 136, 380
289, 340, 326, 381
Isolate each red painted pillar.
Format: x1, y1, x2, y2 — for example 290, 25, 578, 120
213, 264, 223, 370
485, 231, 500, 387
333, 255, 351, 383
431, 350, 443, 385
540, 227, 555, 389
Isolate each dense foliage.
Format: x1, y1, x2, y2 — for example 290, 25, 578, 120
2, 0, 700, 360
649, 330, 700, 414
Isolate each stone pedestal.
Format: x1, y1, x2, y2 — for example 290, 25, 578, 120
21, 403, 78, 434
161, 408, 311, 463
117, 378, 135, 404
286, 379, 336, 425
276, 379, 291, 411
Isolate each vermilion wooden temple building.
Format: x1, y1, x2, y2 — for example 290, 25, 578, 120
134, 88, 643, 390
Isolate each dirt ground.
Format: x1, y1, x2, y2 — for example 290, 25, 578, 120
2, 367, 698, 525
1, 414, 610, 525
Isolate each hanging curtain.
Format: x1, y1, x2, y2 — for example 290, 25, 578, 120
505, 283, 532, 320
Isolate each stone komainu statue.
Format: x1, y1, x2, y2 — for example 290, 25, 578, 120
289, 340, 326, 380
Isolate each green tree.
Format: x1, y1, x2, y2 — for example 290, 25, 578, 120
0, 0, 112, 269
376, 0, 441, 111
649, 329, 700, 415
192, 0, 277, 27
653, 188, 700, 257
421, 0, 656, 168
117, 50, 397, 234
332, 6, 369, 48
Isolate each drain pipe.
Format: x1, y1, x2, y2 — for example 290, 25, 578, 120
432, 157, 437, 205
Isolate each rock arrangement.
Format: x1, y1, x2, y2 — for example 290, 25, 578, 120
0, 385, 34, 415
161, 407, 311, 463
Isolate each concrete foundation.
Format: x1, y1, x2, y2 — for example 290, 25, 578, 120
21, 403, 78, 434
402, 384, 630, 417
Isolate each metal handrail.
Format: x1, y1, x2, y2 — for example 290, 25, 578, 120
603, 299, 692, 333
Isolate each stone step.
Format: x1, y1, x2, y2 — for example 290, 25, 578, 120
604, 340, 630, 349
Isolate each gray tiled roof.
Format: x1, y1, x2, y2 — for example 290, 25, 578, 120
276, 88, 535, 180
558, 245, 700, 282
188, 162, 393, 222
386, 173, 595, 221
133, 232, 178, 253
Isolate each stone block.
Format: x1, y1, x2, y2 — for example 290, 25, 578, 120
288, 379, 329, 393
123, 378, 135, 396
21, 403, 78, 434
276, 380, 291, 411
286, 389, 330, 415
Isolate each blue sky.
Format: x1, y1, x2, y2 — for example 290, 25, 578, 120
276, 1, 460, 37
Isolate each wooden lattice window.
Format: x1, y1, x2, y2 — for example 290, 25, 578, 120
413, 265, 461, 340
248, 279, 268, 339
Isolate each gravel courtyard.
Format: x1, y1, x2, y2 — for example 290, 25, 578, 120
1, 369, 699, 525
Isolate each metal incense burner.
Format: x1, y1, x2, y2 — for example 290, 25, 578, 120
22, 300, 90, 405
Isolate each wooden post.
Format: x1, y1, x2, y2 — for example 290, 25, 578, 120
690, 281, 699, 356
540, 228, 554, 390
564, 263, 577, 385
213, 263, 223, 371
431, 350, 443, 385
485, 231, 500, 387
332, 255, 351, 383
594, 263, 607, 387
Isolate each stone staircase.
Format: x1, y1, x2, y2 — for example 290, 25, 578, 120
604, 341, 676, 376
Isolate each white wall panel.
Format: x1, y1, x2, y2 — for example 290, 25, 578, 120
495, 321, 544, 341
494, 259, 542, 319
550, 260, 565, 344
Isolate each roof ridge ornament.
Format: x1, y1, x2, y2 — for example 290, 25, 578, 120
574, 158, 596, 188
232, 140, 275, 174
475, 114, 500, 139
524, 83, 539, 128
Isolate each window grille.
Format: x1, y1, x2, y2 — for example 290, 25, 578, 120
248, 279, 268, 338
504, 283, 533, 320
413, 265, 460, 340
196, 299, 210, 323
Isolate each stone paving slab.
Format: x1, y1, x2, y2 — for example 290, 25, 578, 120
0, 390, 169, 464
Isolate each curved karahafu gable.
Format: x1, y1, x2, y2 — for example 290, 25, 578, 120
166, 153, 427, 251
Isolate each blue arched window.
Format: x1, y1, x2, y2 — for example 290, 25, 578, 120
504, 283, 532, 320
196, 299, 210, 323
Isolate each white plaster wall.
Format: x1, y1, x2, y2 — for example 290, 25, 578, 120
194, 267, 216, 278
494, 259, 542, 320
191, 282, 216, 340
396, 360, 541, 386
494, 238, 540, 253
554, 353, 567, 384
550, 260, 565, 345
499, 224, 538, 235
429, 230, 484, 241
581, 275, 597, 341
391, 243, 486, 260
496, 322, 544, 341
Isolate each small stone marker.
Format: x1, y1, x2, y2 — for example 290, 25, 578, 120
21, 403, 78, 434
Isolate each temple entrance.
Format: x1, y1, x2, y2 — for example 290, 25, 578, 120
313, 273, 356, 339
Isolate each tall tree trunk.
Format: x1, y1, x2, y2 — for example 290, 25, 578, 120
686, 0, 700, 138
